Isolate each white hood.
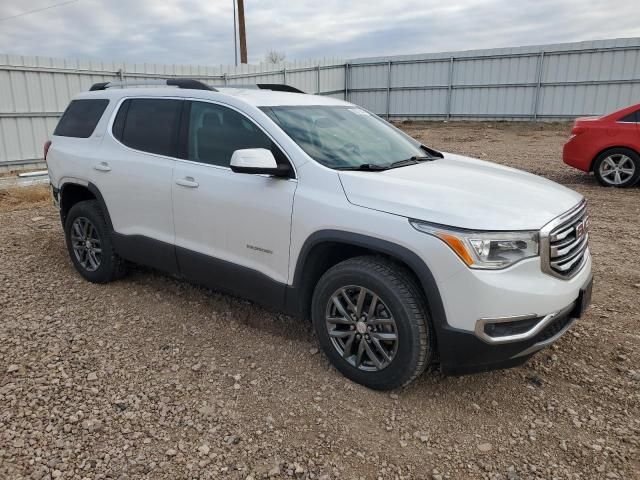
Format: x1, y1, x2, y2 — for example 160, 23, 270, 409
338, 153, 583, 231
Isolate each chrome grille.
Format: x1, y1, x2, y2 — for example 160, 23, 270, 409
541, 200, 589, 279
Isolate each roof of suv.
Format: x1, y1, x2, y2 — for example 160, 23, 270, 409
75, 86, 349, 108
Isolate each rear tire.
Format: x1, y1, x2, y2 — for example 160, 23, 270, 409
64, 200, 126, 283
593, 148, 640, 188
311, 256, 434, 390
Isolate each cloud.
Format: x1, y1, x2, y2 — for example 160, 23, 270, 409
0, 0, 637, 66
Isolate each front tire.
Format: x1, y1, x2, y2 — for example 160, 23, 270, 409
311, 256, 434, 390
593, 148, 640, 188
64, 200, 126, 283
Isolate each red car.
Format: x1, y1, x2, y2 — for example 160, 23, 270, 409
563, 103, 640, 187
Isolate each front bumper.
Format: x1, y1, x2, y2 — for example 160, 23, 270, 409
437, 274, 592, 375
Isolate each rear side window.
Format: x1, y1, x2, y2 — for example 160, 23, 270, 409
619, 110, 639, 122
54, 99, 109, 138
112, 98, 182, 156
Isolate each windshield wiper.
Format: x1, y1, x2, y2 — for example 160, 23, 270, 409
335, 163, 389, 171
388, 155, 436, 169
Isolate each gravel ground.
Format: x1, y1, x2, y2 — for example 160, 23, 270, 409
1, 122, 638, 480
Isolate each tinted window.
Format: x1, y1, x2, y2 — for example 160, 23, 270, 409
619, 110, 639, 123
54, 99, 109, 138
113, 98, 182, 156
186, 101, 277, 167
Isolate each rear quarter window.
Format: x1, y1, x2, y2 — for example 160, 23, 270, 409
54, 99, 109, 138
112, 98, 182, 157
619, 110, 639, 122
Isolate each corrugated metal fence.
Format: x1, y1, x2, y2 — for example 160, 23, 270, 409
2, 37, 639, 169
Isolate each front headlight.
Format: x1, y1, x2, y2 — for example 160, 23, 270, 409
409, 220, 539, 269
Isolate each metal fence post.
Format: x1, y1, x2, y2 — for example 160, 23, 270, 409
223, 73, 228, 86
283, 67, 287, 84
117, 68, 124, 81
445, 57, 454, 120
386, 60, 392, 120
317, 65, 321, 94
532, 51, 545, 121
344, 63, 349, 101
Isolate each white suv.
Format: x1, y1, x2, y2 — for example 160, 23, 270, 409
46, 79, 593, 390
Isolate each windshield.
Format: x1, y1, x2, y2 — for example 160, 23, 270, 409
261, 105, 428, 169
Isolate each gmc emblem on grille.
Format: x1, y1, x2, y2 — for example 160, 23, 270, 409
575, 217, 589, 240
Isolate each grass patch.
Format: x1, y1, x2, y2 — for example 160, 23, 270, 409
0, 185, 51, 212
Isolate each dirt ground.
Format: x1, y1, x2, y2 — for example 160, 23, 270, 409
1, 122, 638, 480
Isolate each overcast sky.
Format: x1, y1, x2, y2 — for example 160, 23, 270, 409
0, 0, 638, 65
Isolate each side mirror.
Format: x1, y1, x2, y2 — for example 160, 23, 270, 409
230, 148, 290, 177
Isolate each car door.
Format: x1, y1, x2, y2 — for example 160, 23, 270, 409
94, 97, 182, 272
172, 100, 297, 306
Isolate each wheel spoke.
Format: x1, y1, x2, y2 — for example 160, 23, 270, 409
327, 316, 354, 325
355, 338, 366, 367
355, 288, 366, 317
364, 341, 383, 369
370, 337, 392, 363
367, 294, 378, 318
72, 222, 84, 239
342, 332, 356, 358
340, 289, 357, 313
371, 331, 397, 341
368, 317, 394, 326
614, 171, 622, 184
604, 157, 617, 169
329, 329, 353, 338
331, 296, 352, 321
87, 251, 97, 270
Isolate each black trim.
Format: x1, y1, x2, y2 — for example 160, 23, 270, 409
87, 183, 114, 231
175, 246, 286, 310
89, 82, 109, 91
256, 84, 305, 94
230, 163, 292, 177
112, 233, 179, 274
166, 79, 214, 91
440, 306, 577, 375
89, 79, 215, 92
176, 100, 192, 160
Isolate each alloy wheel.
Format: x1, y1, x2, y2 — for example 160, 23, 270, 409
70, 217, 102, 272
325, 286, 398, 371
598, 153, 636, 186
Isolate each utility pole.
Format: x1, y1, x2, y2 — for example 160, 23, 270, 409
232, 0, 238, 66
237, 0, 247, 64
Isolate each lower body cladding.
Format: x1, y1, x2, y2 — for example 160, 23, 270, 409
434, 267, 593, 375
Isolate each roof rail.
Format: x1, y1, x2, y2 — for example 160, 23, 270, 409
256, 84, 305, 93
89, 79, 216, 92
219, 83, 305, 94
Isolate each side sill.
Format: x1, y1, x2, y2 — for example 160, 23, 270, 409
175, 245, 287, 312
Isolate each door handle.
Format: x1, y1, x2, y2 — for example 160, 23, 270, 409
93, 162, 111, 172
175, 177, 199, 188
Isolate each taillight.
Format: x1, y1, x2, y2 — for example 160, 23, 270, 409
567, 124, 587, 141
44, 140, 52, 162
571, 125, 587, 136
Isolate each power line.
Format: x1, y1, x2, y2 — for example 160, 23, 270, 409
0, 0, 80, 22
